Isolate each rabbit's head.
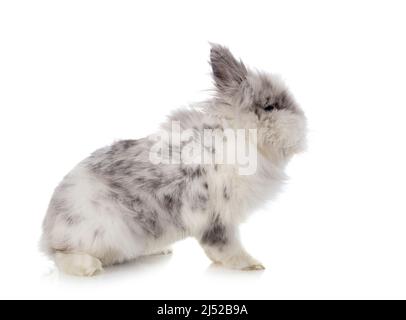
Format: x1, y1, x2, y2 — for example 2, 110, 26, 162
209, 44, 307, 162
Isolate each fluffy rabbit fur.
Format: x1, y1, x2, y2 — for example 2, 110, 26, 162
41, 44, 307, 276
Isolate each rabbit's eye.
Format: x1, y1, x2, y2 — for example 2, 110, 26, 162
264, 103, 277, 112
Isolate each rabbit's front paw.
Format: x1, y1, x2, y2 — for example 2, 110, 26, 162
222, 253, 265, 271
158, 248, 173, 255
242, 264, 265, 271
145, 248, 173, 257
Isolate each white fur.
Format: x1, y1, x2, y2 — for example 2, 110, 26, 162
55, 252, 103, 277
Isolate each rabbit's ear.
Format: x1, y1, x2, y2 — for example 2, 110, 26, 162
210, 44, 247, 91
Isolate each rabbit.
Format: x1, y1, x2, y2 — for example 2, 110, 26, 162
41, 44, 307, 276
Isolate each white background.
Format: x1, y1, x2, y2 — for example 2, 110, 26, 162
1, 0, 405, 300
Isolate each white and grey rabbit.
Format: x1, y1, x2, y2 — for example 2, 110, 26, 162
41, 44, 307, 276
